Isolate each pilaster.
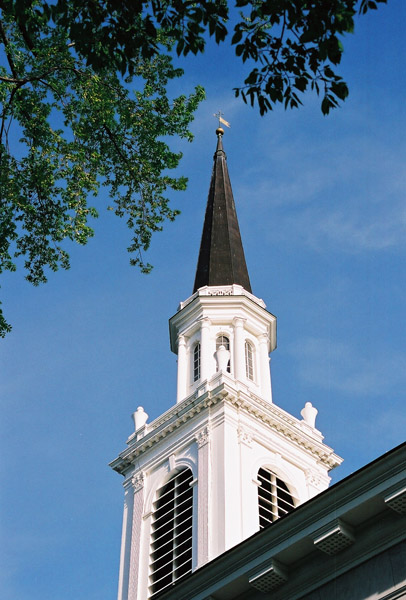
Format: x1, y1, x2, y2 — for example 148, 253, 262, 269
196, 426, 211, 567
238, 426, 258, 539
128, 472, 145, 600
222, 406, 243, 552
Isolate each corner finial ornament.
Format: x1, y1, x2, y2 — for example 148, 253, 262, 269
132, 406, 149, 432
301, 402, 318, 429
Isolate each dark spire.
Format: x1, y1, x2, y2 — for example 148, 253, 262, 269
193, 129, 252, 294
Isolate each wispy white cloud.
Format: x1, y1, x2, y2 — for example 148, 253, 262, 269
287, 336, 406, 396
235, 116, 406, 253
304, 203, 406, 251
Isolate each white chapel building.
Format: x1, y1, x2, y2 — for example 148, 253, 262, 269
110, 130, 405, 600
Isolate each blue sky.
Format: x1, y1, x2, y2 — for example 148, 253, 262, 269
1, 3, 405, 599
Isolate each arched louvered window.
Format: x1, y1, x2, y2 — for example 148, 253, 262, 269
193, 343, 200, 382
245, 340, 254, 381
216, 335, 231, 373
149, 469, 193, 596
257, 467, 295, 529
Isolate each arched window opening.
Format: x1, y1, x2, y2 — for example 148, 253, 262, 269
257, 467, 295, 529
245, 341, 254, 381
149, 469, 194, 596
193, 343, 200, 382
216, 335, 231, 373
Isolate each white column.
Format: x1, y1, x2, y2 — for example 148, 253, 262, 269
259, 334, 272, 403
233, 317, 246, 382
177, 335, 187, 402
196, 427, 210, 567
200, 318, 211, 381
128, 472, 145, 600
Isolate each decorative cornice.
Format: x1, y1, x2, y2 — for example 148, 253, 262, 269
169, 287, 274, 354
206, 288, 233, 296
109, 376, 342, 475
178, 285, 267, 312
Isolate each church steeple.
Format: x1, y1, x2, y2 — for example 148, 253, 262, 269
111, 131, 343, 600
193, 129, 252, 293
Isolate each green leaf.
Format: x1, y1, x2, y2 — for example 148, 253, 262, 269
0, 0, 388, 335
321, 97, 331, 115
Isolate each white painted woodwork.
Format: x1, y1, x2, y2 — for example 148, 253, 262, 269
169, 285, 277, 405
111, 285, 342, 599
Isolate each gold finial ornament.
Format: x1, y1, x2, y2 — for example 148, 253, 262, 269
216, 127, 225, 136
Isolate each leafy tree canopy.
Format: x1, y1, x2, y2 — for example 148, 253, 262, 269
0, 0, 387, 336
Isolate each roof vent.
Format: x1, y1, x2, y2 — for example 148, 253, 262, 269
385, 486, 406, 515
313, 519, 355, 555
249, 559, 288, 593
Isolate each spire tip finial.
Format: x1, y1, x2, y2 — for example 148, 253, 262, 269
213, 111, 230, 133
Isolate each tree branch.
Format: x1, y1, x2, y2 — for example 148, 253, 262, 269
102, 123, 132, 166
0, 84, 19, 142
0, 18, 18, 79
0, 74, 26, 83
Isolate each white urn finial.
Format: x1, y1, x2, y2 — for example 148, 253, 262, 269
301, 402, 318, 428
215, 345, 230, 372
132, 406, 149, 431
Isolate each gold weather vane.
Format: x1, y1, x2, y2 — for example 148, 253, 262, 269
213, 110, 231, 129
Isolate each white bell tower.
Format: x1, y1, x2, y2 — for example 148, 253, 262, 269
170, 284, 276, 404
110, 129, 342, 600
